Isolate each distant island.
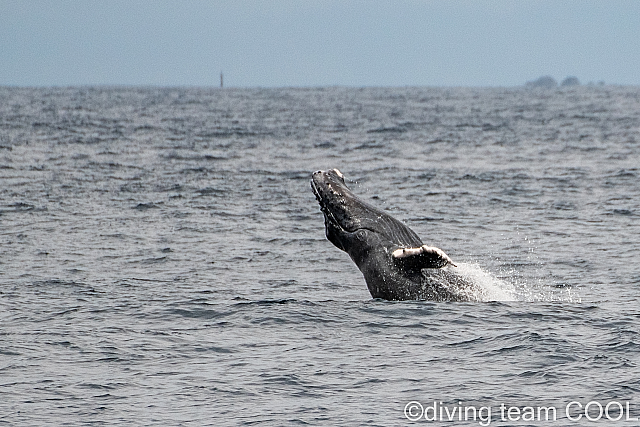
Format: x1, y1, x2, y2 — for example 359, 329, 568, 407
560, 76, 580, 86
525, 75, 582, 88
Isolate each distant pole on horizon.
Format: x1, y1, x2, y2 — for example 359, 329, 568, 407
220, 71, 223, 88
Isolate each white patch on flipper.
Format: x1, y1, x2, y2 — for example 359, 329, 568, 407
392, 247, 422, 258
392, 245, 456, 267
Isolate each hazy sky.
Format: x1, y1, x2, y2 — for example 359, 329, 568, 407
2, 0, 639, 87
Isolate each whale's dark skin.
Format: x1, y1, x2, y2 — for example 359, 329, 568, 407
311, 169, 477, 301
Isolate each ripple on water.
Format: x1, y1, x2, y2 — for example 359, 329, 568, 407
1, 86, 640, 425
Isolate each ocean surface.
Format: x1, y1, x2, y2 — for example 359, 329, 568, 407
1, 86, 639, 426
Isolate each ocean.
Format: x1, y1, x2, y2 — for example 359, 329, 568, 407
1, 85, 639, 425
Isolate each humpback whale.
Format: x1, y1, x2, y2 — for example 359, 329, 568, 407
311, 169, 478, 301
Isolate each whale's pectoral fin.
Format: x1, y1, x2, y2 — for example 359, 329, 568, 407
392, 245, 457, 270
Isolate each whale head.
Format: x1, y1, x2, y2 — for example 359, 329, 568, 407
310, 169, 423, 254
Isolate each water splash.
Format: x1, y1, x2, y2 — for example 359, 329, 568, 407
454, 262, 581, 303
454, 262, 517, 302
512, 276, 582, 303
